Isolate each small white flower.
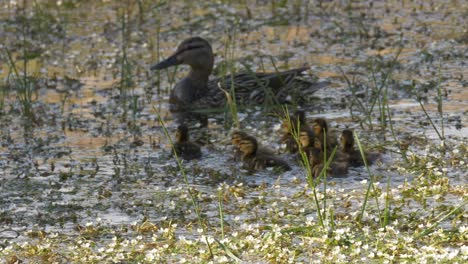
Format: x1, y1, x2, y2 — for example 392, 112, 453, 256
461, 245, 468, 255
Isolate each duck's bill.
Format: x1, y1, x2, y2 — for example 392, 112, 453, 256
150, 54, 179, 70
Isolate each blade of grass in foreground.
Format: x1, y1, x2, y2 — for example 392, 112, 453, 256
354, 132, 383, 227
282, 106, 325, 227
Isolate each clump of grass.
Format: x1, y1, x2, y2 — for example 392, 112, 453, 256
282, 107, 325, 228
342, 47, 402, 132
412, 62, 446, 144
354, 131, 383, 226
218, 29, 240, 129
158, 116, 221, 260
117, 9, 133, 120
0, 80, 9, 115
116, 6, 145, 142
342, 47, 409, 161
4, 47, 36, 129
146, 23, 160, 100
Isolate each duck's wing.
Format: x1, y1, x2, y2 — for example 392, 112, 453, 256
207, 67, 328, 106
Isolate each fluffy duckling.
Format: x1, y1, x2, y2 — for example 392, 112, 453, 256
231, 130, 249, 161
231, 130, 275, 161
309, 147, 348, 178
239, 135, 291, 171
312, 118, 338, 152
280, 110, 312, 153
297, 128, 316, 160
173, 125, 202, 160
339, 129, 380, 167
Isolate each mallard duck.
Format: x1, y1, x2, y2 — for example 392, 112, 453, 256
312, 118, 338, 153
280, 110, 314, 153
239, 135, 290, 171
173, 125, 202, 160
231, 130, 275, 161
150, 37, 329, 115
339, 129, 380, 167
308, 147, 348, 178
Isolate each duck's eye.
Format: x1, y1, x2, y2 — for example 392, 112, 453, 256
185, 44, 204, 51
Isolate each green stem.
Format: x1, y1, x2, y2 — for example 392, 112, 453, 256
416, 200, 467, 238
355, 132, 382, 226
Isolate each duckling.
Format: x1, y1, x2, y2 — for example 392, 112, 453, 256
231, 130, 249, 161
280, 110, 313, 153
239, 135, 291, 171
309, 147, 348, 178
297, 127, 316, 160
173, 125, 202, 160
339, 129, 380, 167
231, 130, 275, 161
312, 118, 338, 152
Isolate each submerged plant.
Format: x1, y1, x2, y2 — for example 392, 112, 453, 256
218, 28, 240, 129
342, 47, 402, 132
413, 62, 446, 144
4, 47, 36, 129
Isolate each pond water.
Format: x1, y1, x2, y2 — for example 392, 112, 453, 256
0, 0, 466, 262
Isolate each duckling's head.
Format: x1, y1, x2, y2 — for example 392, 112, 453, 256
341, 129, 354, 151
294, 110, 306, 124
312, 118, 328, 136
282, 110, 306, 134
299, 129, 313, 148
239, 135, 257, 156
175, 125, 189, 143
151, 37, 214, 72
231, 130, 248, 147
281, 118, 292, 134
